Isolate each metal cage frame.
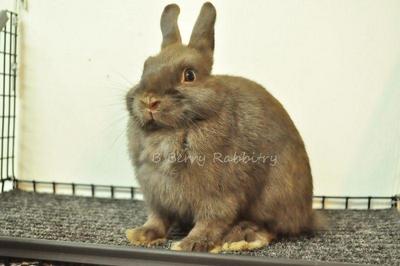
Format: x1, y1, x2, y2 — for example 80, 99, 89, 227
0, 10, 17, 194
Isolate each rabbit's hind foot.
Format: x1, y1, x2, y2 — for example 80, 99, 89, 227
221, 221, 274, 252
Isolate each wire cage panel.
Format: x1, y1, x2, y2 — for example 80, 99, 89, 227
0, 10, 17, 193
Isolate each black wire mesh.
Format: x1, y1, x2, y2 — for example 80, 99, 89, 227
11, 179, 398, 210
0, 11, 17, 193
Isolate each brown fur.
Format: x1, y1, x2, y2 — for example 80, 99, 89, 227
125, 2, 320, 252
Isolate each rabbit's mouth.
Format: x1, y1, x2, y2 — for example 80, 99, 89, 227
142, 117, 165, 131
141, 110, 173, 131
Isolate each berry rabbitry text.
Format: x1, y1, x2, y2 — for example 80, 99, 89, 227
152, 152, 278, 167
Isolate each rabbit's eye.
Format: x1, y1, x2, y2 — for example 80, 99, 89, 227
182, 68, 196, 83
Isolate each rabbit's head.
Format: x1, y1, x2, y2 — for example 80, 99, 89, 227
126, 3, 224, 131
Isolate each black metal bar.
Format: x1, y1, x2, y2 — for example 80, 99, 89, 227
15, 179, 137, 191
32, 180, 36, 192
0, 31, 17, 36
0, 237, 358, 266
0, 51, 17, 56
391, 196, 398, 209
9, 179, 396, 208
0, 73, 16, 77
11, 13, 16, 180
6, 14, 12, 180
0, 155, 14, 159
314, 195, 393, 200
4, 11, 17, 15
1, 15, 6, 181
52, 182, 56, 194
367, 196, 372, 210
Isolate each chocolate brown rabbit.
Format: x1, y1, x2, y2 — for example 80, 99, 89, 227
125, 2, 320, 253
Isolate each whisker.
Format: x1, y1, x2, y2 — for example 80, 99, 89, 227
109, 69, 135, 87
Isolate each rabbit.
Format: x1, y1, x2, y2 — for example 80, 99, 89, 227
125, 2, 322, 253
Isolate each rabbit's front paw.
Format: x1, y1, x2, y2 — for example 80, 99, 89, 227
126, 226, 166, 247
171, 236, 220, 252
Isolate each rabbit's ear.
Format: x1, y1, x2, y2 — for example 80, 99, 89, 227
189, 2, 216, 55
160, 4, 182, 49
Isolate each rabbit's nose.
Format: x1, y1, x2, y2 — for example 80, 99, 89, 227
146, 97, 161, 112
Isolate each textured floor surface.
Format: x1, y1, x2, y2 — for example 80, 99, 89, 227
0, 190, 399, 265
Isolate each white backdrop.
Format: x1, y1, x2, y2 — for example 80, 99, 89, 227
3, 0, 400, 196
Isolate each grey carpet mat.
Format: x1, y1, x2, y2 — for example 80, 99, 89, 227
0, 190, 399, 265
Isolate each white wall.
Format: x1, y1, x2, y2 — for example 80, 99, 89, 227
0, 0, 15, 11
13, 0, 400, 196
